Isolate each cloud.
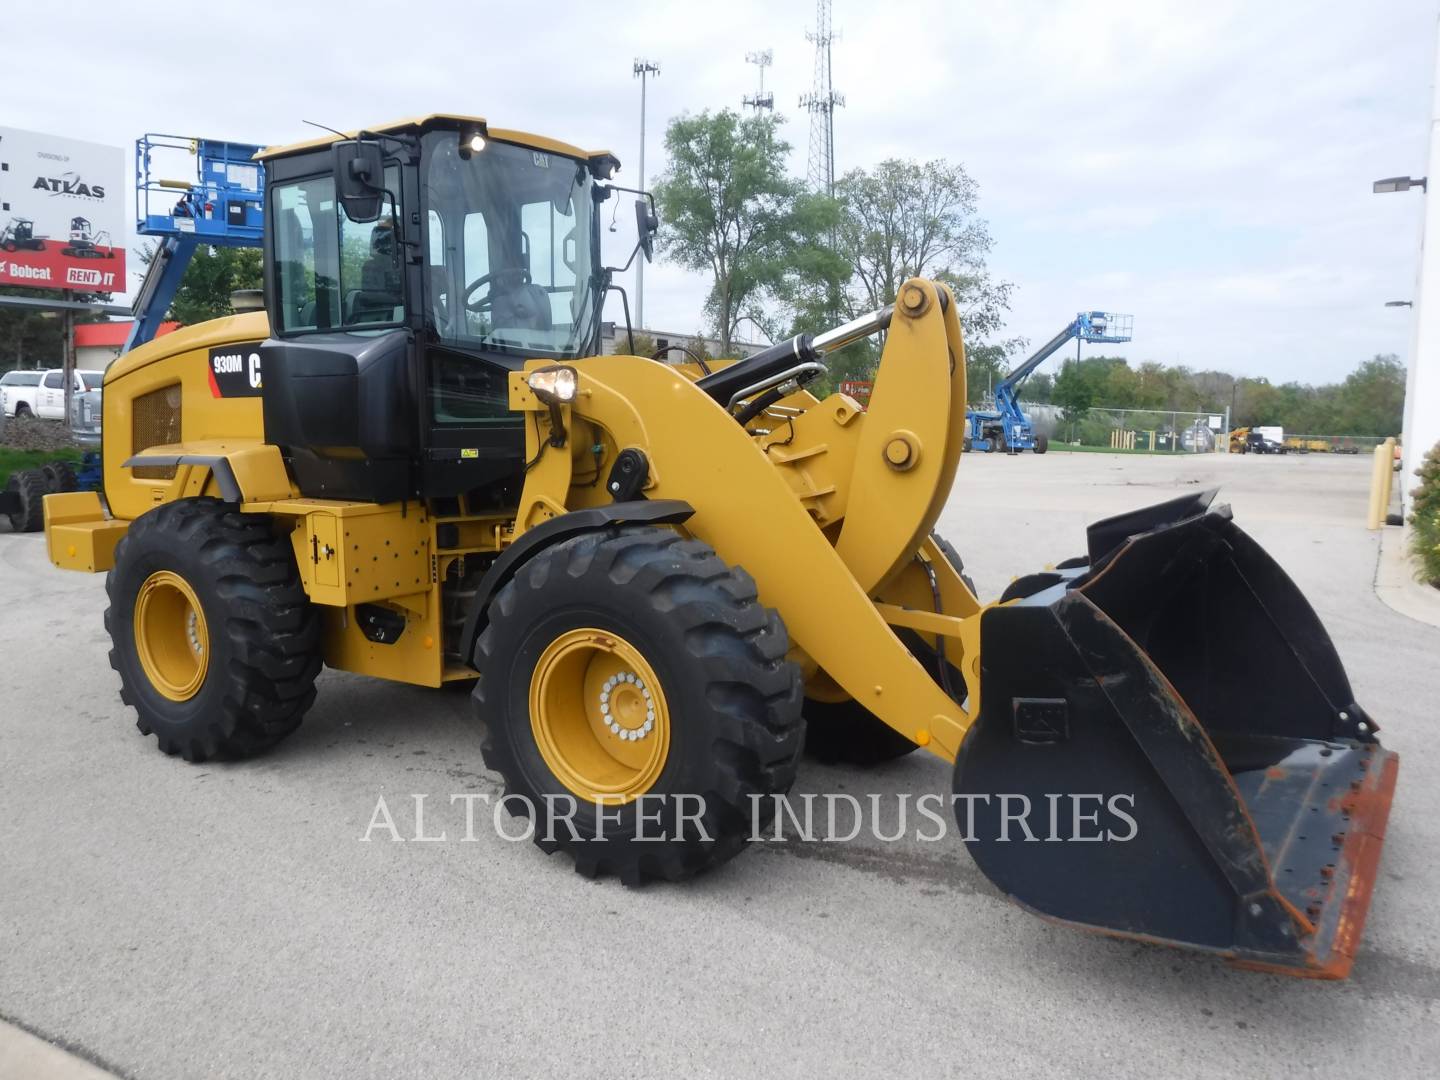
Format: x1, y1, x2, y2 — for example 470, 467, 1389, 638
8, 0, 1434, 383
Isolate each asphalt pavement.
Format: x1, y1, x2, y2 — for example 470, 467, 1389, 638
1, 451, 1436, 1079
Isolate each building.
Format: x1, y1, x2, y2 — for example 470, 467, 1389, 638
597, 322, 766, 360
73, 321, 180, 371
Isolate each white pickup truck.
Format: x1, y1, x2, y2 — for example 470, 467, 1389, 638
1, 368, 103, 419
0, 370, 42, 417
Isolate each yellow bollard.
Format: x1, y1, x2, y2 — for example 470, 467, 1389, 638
1367, 437, 1397, 529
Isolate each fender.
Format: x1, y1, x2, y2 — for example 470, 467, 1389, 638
120, 441, 293, 506
458, 499, 695, 665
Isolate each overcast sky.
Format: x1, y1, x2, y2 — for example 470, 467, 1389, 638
11, 0, 1439, 384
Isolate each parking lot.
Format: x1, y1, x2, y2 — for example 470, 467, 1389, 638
2, 451, 1437, 1079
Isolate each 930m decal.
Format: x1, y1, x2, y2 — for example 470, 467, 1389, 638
208, 343, 264, 398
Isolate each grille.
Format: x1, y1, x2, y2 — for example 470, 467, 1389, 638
131, 384, 182, 480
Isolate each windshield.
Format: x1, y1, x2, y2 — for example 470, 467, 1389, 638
422, 133, 598, 359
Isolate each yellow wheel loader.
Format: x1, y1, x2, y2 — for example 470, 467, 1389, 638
42, 115, 1398, 978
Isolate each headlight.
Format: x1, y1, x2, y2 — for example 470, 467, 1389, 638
527, 366, 578, 404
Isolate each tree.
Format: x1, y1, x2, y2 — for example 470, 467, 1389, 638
0, 286, 111, 371
653, 110, 834, 354
1052, 361, 1095, 420
1132, 362, 1169, 409
1335, 354, 1405, 436
964, 343, 1009, 404
1100, 359, 1140, 409
833, 158, 1013, 345
1026, 371, 1054, 404
624, 332, 656, 358
137, 243, 262, 325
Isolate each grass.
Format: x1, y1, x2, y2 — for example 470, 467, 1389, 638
0, 447, 82, 488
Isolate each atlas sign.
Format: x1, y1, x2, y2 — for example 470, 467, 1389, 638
0, 126, 126, 291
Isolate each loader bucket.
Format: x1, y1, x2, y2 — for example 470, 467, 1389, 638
953, 490, 1399, 978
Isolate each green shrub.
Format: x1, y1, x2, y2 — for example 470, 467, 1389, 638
1410, 440, 1440, 586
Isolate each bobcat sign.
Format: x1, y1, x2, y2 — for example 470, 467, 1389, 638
0, 126, 126, 292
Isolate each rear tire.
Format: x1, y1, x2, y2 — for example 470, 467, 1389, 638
5, 469, 47, 532
931, 533, 978, 599
995, 432, 1009, 453
474, 527, 804, 884
43, 461, 77, 493
105, 497, 321, 761
805, 533, 972, 766
14, 403, 32, 419
1034, 433, 1048, 454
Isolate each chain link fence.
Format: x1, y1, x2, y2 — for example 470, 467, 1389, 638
1023, 404, 1227, 452
1020, 404, 1388, 455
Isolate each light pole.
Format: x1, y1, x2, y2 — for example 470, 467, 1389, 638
633, 58, 661, 332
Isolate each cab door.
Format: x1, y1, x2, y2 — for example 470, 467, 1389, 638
38, 371, 65, 419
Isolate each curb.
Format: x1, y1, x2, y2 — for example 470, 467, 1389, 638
1375, 524, 1440, 630
0, 1019, 122, 1080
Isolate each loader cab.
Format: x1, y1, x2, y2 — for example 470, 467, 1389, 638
257, 115, 618, 504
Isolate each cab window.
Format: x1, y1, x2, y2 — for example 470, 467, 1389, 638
43, 372, 63, 389
273, 166, 402, 334
520, 199, 580, 328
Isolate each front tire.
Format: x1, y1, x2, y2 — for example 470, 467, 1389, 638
106, 498, 321, 761
1033, 433, 1048, 454
805, 533, 972, 766
475, 527, 804, 883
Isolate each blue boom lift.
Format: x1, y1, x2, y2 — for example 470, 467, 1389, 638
4, 134, 264, 530
126, 134, 266, 351
965, 311, 1133, 454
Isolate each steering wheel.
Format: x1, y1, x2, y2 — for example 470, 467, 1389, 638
464, 267, 531, 312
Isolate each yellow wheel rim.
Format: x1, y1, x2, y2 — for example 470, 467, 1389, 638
529, 628, 671, 804
133, 570, 210, 702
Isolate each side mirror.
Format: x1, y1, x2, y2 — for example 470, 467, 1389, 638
635, 198, 659, 262
333, 139, 385, 223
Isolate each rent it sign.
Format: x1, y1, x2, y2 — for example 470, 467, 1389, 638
0, 126, 126, 292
